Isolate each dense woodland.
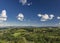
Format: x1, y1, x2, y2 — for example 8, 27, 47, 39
0, 27, 60, 43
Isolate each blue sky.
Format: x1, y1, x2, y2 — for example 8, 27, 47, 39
0, 0, 60, 27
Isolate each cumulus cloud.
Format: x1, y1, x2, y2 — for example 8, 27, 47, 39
19, 0, 32, 6
57, 16, 60, 19
17, 13, 24, 21
38, 14, 54, 21
0, 10, 7, 22
40, 14, 49, 21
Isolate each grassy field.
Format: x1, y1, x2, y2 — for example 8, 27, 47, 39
0, 27, 60, 43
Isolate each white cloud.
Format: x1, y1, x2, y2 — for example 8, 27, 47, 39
17, 13, 24, 21
38, 14, 54, 21
27, 3, 31, 6
19, 0, 27, 5
57, 16, 60, 19
49, 14, 54, 20
40, 14, 49, 21
19, 0, 32, 6
38, 14, 42, 17
40, 18, 47, 21
42, 14, 49, 20
0, 10, 7, 22
27, 2, 32, 6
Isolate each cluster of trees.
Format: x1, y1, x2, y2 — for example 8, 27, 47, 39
0, 27, 60, 43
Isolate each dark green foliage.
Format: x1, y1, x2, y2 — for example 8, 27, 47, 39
0, 27, 60, 43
